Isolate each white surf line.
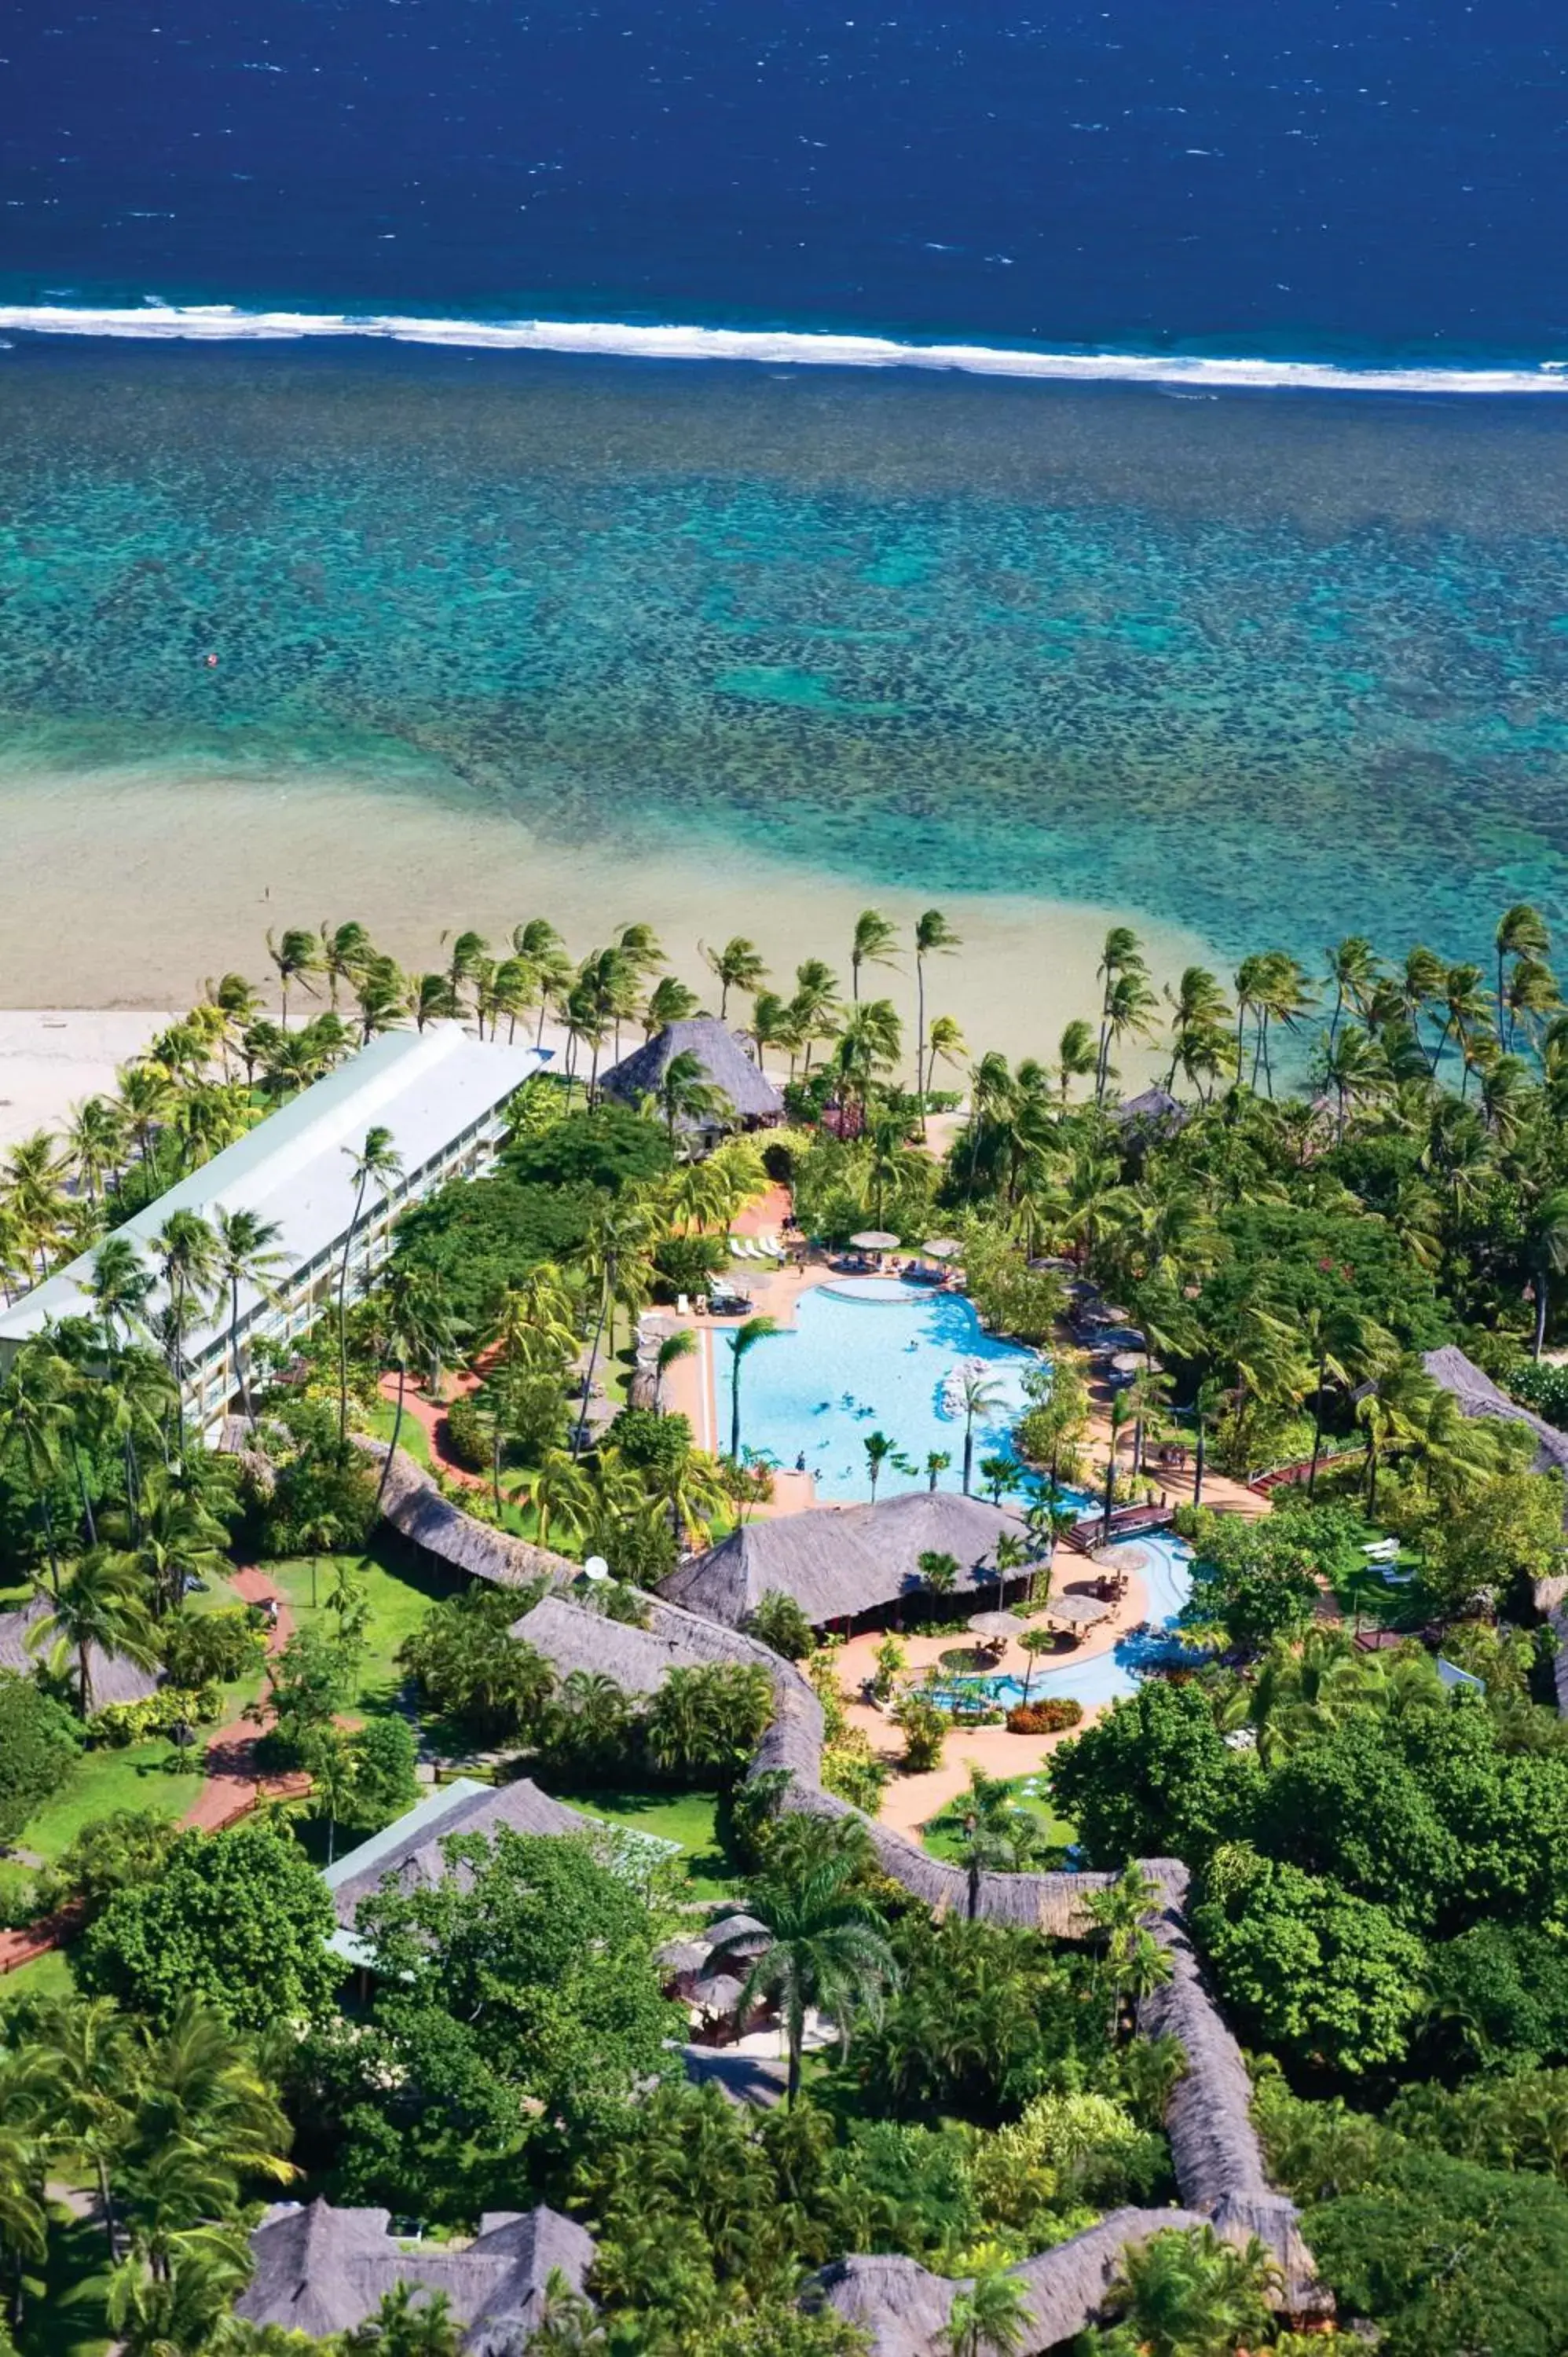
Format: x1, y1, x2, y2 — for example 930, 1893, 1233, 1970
2, 302, 1566, 395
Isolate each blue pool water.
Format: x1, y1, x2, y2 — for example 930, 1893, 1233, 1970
733, 1278, 1036, 1502
932, 1531, 1199, 1710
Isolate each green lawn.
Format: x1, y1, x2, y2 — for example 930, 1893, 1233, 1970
365, 1398, 434, 1468
266, 1542, 460, 1711
533, 1779, 741, 1901
0, 1945, 79, 2008
17, 1740, 206, 1862
921, 1774, 1076, 1864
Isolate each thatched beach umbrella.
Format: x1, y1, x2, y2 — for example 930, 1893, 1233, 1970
1046, 1593, 1113, 1629
966, 1610, 1018, 1644
1090, 1545, 1149, 1575
922, 1237, 962, 1259
849, 1229, 900, 1252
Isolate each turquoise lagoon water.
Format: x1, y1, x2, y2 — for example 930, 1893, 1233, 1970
932, 1531, 1199, 1711
732, 1277, 1036, 1502
4, 345, 1568, 970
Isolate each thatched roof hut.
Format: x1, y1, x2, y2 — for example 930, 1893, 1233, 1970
323, 1776, 588, 1934
236, 2198, 595, 2352
0, 1593, 159, 1712
599, 1016, 784, 1132
1423, 1344, 1568, 1482
662, 1490, 1035, 1630
360, 1440, 577, 1589
811, 2209, 1212, 2356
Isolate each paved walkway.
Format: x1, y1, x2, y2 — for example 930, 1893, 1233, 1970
376, 1373, 489, 1490
181, 1567, 310, 1832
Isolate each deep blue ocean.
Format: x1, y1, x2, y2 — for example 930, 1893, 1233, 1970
2, 1, 1568, 981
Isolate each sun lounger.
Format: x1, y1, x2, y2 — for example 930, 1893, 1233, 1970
676, 1295, 690, 1316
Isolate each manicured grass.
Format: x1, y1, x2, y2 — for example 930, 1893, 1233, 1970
0, 1945, 79, 2007
365, 1398, 434, 1468
533, 1779, 742, 1901
921, 1774, 1077, 1864
17, 2205, 113, 2357
18, 1740, 206, 1862
266, 1542, 460, 1711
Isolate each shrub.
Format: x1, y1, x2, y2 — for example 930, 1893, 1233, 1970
822, 1730, 891, 1813
892, 1691, 947, 1772
93, 1686, 222, 1748
746, 1589, 815, 1661
441, 1392, 492, 1473
654, 1234, 729, 1299
643, 1662, 775, 1783
398, 1586, 555, 1743
1006, 1698, 1083, 1736
38, 1808, 182, 1923
0, 1670, 82, 1845
159, 1607, 266, 1690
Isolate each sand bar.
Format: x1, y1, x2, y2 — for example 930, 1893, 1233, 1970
0, 766, 1214, 1085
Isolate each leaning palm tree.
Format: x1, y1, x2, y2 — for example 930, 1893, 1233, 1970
1496, 901, 1551, 1037
849, 908, 899, 1003
212, 1208, 285, 1430
653, 1328, 697, 1412
652, 1049, 732, 1145
1528, 1187, 1568, 1358
265, 927, 322, 1030
337, 1127, 403, 1449
727, 1315, 779, 1461
708, 1853, 898, 2106
958, 1369, 1006, 1496
913, 907, 961, 1127
700, 936, 767, 1019
28, 1545, 159, 1717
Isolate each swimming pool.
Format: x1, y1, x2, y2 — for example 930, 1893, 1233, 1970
732, 1277, 1036, 1501
928, 1531, 1200, 1710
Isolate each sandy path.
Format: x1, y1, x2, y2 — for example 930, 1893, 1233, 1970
181, 1567, 310, 1831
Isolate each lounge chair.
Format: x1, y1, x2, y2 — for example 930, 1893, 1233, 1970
676, 1294, 690, 1316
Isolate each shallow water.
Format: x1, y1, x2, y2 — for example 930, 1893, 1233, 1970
4, 343, 1568, 974
935, 1533, 1199, 1710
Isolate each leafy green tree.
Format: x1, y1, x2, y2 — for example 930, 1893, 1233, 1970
1050, 1682, 1255, 1868
1193, 1847, 1427, 2077
44, 1809, 182, 1925
397, 1587, 555, 1743
78, 1822, 339, 2030
0, 1668, 80, 1843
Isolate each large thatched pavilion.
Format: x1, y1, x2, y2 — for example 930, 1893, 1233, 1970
661, 1488, 1038, 1632
599, 1014, 784, 1141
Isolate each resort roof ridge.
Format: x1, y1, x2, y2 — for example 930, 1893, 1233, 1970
600, 1014, 785, 1126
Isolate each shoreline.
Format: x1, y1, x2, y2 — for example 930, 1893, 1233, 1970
0, 764, 1214, 1090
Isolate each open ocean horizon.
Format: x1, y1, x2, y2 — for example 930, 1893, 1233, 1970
3, 0, 1568, 988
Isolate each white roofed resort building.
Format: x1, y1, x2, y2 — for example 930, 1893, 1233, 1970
0, 1025, 549, 1434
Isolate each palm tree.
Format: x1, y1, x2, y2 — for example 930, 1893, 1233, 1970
211, 1208, 284, 1430
863, 1429, 894, 1500
1017, 1626, 1057, 1703
958, 1369, 1005, 1496
318, 920, 373, 1010
952, 1767, 1045, 1920
0, 1342, 75, 1589
526, 1449, 595, 1552
643, 973, 700, 1037
653, 1329, 696, 1411
727, 1315, 779, 1460
375, 1269, 456, 1508
790, 958, 844, 1072
1496, 902, 1551, 1036
29, 1545, 158, 1715
653, 1048, 732, 1144
849, 908, 899, 1003
1323, 934, 1382, 1047
701, 937, 766, 1019
1054, 1017, 1098, 1105
1528, 1188, 1568, 1358
265, 928, 321, 1029
338, 1127, 403, 1448
925, 1450, 951, 1492
1105, 2224, 1278, 2357
1299, 1303, 1394, 1495
148, 1211, 220, 1437
945, 2261, 1031, 2357
64, 1095, 126, 1207
918, 1548, 959, 1600
1101, 1391, 1135, 1541
440, 929, 491, 1016
708, 1853, 898, 2105
913, 908, 961, 1127
1317, 1022, 1390, 1141
35, 1995, 138, 2259
405, 972, 460, 1032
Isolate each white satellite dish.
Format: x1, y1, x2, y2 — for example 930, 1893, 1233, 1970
582, 1555, 611, 1583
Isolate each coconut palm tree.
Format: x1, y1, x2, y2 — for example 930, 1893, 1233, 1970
317, 921, 373, 1010
526, 1449, 595, 1552
1317, 1022, 1390, 1142
265, 928, 322, 1030
863, 1429, 895, 1500
64, 1096, 126, 1208
643, 973, 700, 1038
35, 1995, 139, 2259
148, 1211, 220, 1439
1017, 1626, 1057, 1703
1323, 935, 1382, 1047
925, 1450, 951, 1491
958, 1369, 1006, 1497
709, 1852, 898, 2106
918, 1548, 959, 1599
848, 908, 899, 1005
1528, 1187, 1568, 1358
405, 972, 460, 1032
913, 908, 961, 1127
211, 1208, 285, 1431
652, 1048, 732, 1145
1054, 1017, 1098, 1105
1299, 1303, 1394, 1495
790, 958, 844, 1073
1496, 902, 1551, 1036
1104, 2224, 1278, 2357
700, 937, 766, 1019
338, 1127, 402, 1449
726, 1315, 779, 1461
652, 1329, 697, 1413
952, 1767, 1045, 1921
944, 2260, 1032, 2357
375, 1268, 456, 1508
28, 1545, 158, 1716
1162, 966, 1231, 1093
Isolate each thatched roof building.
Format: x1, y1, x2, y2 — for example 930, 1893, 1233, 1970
812, 2209, 1213, 2357
360, 1440, 578, 1589
236, 2199, 594, 2352
662, 1490, 1035, 1630
599, 1016, 784, 1135
322, 1775, 588, 1950
0, 1593, 159, 1713
1423, 1344, 1568, 1481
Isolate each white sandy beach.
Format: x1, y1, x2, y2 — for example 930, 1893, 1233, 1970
0, 764, 1213, 1093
